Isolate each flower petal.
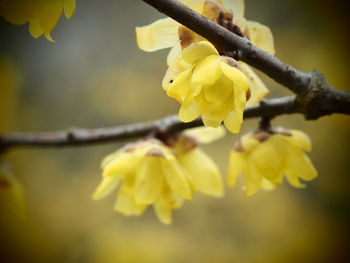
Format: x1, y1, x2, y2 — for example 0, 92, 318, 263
166, 68, 192, 101
185, 126, 226, 144
245, 160, 262, 196
161, 159, 192, 200
181, 41, 218, 64
134, 156, 163, 205
102, 152, 141, 178
238, 62, 268, 106
247, 21, 275, 55
114, 190, 147, 216
191, 55, 222, 85
289, 130, 312, 152
153, 196, 173, 225
136, 18, 180, 52
178, 99, 201, 122
286, 146, 317, 181
227, 151, 246, 187
179, 148, 224, 197
92, 176, 121, 200
64, 0, 76, 19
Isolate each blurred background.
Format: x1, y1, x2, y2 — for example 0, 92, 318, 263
0, 0, 349, 262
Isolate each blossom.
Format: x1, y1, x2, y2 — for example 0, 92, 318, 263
0, 162, 25, 221
92, 127, 224, 224
136, 0, 273, 115
163, 41, 249, 133
227, 128, 318, 195
0, 0, 76, 41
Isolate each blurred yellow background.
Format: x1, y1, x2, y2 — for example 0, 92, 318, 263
0, 0, 349, 262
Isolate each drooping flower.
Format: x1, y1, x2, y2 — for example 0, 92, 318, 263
0, 161, 25, 222
227, 128, 318, 195
136, 0, 273, 106
0, 0, 76, 41
93, 127, 224, 224
163, 41, 249, 133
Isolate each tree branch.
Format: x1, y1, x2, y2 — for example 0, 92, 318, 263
0, 96, 299, 151
141, 0, 350, 119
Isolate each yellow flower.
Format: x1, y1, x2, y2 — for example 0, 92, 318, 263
93, 128, 224, 224
227, 128, 318, 196
0, 0, 76, 41
136, 0, 272, 107
0, 162, 25, 222
163, 41, 249, 133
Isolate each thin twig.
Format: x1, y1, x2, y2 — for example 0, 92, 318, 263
0, 97, 299, 151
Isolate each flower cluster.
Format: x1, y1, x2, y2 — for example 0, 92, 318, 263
228, 128, 318, 195
91, 0, 319, 224
0, 0, 76, 41
136, 0, 274, 133
93, 127, 224, 224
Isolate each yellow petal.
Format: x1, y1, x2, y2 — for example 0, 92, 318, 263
227, 151, 246, 187
166, 68, 192, 101
289, 130, 312, 152
220, 61, 248, 94
161, 159, 192, 200
247, 21, 275, 55
102, 152, 141, 178
29, 19, 43, 38
114, 190, 147, 216
134, 157, 163, 205
178, 99, 201, 122
45, 32, 55, 42
245, 160, 262, 196
285, 172, 305, 189
92, 176, 121, 200
238, 62, 269, 106
167, 45, 181, 66
153, 196, 173, 225
185, 126, 226, 144
136, 18, 180, 52
100, 150, 122, 169
224, 110, 242, 134
179, 148, 224, 197
260, 178, 276, 191
181, 41, 218, 64
191, 55, 222, 85
37, 1, 63, 34
250, 136, 286, 181
120, 173, 136, 195
64, 0, 76, 19
286, 146, 317, 181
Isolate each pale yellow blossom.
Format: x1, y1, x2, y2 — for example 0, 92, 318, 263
227, 128, 317, 195
163, 41, 249, 133
0, 0, 76, 41
93, 128, 224, 224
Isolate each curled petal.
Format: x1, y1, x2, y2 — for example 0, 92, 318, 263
287, 146, 317, 181
191, 55, 222, 85
179, 148, 224, 197
64, 0, 76, 19
136, 18, 180, 52
178, 99, 201, 122
247, 21, 275, 55
181, 41, 218, 64
92, 176, 121, 200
